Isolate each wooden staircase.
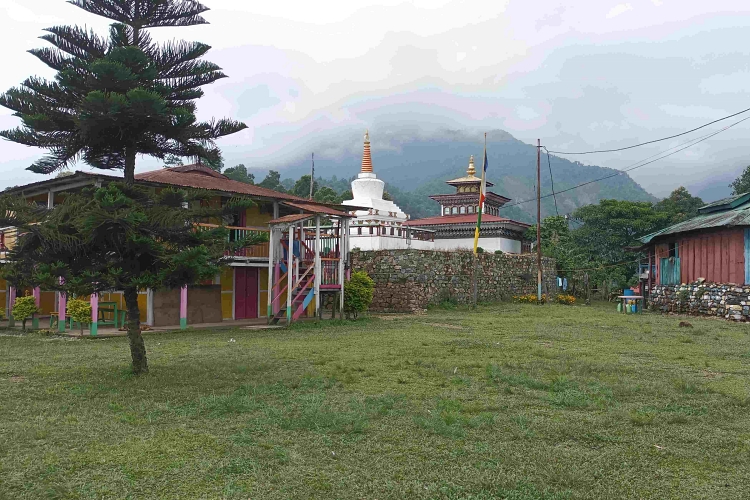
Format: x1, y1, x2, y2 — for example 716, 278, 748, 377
269, 237, 316, 325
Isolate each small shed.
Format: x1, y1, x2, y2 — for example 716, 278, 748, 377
639, 193, 750, 286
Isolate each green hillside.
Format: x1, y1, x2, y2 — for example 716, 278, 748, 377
277, 129, 655, 223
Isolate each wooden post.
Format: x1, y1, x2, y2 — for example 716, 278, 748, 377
267, 227, 275, 319
179, 285, 188, 329
647, 247, 654, 309
314, 216, 321, 318
287, 225, 294, 323
339, 219, 345, 320
536, 138, 542, 303
90, 293, 98, 336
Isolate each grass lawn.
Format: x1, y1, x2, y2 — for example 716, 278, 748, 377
1, 303, 750, 499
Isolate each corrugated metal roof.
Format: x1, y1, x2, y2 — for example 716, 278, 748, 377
268, 213, 314, 225
640, 197, 750, 244
136, 165, 310, 202
282, 201, 353, 218
698, 192, 750, 213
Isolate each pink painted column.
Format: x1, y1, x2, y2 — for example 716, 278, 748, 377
32, 287, 41, 330
179, 285, 188, 329
273, 263, 280, 314
90, 293, 98, 336
58, 279, 66, 333
8, 286, 16, 327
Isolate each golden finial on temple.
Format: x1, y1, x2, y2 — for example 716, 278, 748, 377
467, 155, 476, 177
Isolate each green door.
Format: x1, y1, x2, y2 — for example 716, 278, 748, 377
660, 257, 680, 285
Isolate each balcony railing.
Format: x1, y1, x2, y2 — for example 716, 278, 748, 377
0, 227, 17, 260
195, 223, 270, 259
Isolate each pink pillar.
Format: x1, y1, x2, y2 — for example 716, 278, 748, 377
58, 280, 66, 332
32, 287, 41, 329
90, 293, 98, 336
8, 286, 16, 326
179, 285, 188, 329
273, 263, 280, 314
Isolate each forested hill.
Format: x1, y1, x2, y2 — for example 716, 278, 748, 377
274, 129, 655, 223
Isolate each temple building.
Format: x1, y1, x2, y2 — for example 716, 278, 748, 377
404, 155, 530, 253
343, 131, 434, 250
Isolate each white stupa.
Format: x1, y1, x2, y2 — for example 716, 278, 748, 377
344, 131, 432, 250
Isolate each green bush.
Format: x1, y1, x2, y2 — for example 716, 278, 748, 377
494, 250, 504, 255
12, 295, 40, 331
67, 298, 92, 334
344, 271, 374, 319
476, 247, 485, 254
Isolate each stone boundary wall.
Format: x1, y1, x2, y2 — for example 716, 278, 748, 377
351, 249, 557, 312
650, 282, 750, 321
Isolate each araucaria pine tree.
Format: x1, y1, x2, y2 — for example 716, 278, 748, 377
0, 185, 259, 373
0, 0, 248, 374
0, 0, 246, 183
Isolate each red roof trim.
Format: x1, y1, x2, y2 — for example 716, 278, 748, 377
404, 214, 531, 228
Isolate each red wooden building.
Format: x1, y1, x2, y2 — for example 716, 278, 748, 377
639, 193, 750, 286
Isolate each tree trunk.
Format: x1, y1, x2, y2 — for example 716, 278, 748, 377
123, 287, 148, 374
124, 147, 136, 186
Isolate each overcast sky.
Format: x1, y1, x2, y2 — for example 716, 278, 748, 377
1, 0, 750, 199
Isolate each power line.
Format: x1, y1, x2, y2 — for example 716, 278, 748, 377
547, 106, 750, 155
542, 146, 559, 216
499, 115, 750, 213
556, 240, 682, 273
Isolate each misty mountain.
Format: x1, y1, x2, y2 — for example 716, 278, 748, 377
267, 129, 656, 223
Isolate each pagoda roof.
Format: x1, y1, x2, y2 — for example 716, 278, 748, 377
445, 175, 494, 187
404, 213, 530, 229
430, 191, 510, 205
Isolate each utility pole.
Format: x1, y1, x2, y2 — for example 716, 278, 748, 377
537, 139, 542, 304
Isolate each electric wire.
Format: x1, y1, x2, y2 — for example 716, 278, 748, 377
542, 146, 559, 216
547, 106, 750, 155
499, 115, 750, 213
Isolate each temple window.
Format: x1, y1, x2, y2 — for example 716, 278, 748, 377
460, 206, 466, 214
357, 227, 362, 235
444, 207, 450, 215
451, 207, 458, 214
390, 227, 394, 235
369, 226, 373, 234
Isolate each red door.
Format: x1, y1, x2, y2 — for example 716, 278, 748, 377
235, 268, 259, 319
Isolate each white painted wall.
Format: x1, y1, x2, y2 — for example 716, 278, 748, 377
349, 234, 435, 251
432, 237, 522, 254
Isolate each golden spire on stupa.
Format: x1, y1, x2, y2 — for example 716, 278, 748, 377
467, 155, 476, 177
361, 129, 373, 173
